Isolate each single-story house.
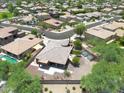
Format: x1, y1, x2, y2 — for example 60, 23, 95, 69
118, 5, 124, 9
115, 29, 124, 37
1, 34, 42, 59
85, 27, 116, 41
16, 7, 22, 11
19, 15, 37, 25
59, 12, 76, 21
77, 12, 102, 18
21, 3, 34, 9
112, 9, 123, 15
19, 10, 30, 15
103, 21, 124, 31
36, 39, 72, 68
43, 18, 63, 28
35, 12, 50, 20
76, 12, 102, 21
101, 8, 113, 13
30, 6, 42, 12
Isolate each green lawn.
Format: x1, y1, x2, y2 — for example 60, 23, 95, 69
0, 11, 13, 20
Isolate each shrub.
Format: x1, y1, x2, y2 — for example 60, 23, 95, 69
119, 36, 124, 46
2, 13, 8, 19
73, 40, 82, 50
31, 29, 38, 36
13, 9, 19, 16
72, 56, 80, 66
49, 90, 52, 93
44, 87, 48, 92
64, 70, 71, 77
72, 86, 76, 90
72, 50, 81, 55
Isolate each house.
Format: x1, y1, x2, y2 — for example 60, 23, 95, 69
36, 39, 72, 68
115, 29, 124, 37
21, 3, 34, 10
103, 21, 124, 31
19, 15, 37, 25
85, 27, 116, 41
59, 12, 76, 21
19, 10, 30, 15
1, 34, 42, 59
112, 9, 123, 15
76, 12, 102, 21
102, 8, 113, 13
30, 6, 42, 12
118, 5, 124, 9
0, 27, 19, 45
16, 7, 23, 11
43, 18, 63, 28
35, 12, 50, 20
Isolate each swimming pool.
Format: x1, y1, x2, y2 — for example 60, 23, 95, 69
82, 50, 94, 61
0, 55, 17, 63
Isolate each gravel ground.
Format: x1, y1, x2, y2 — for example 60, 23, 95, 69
43, 84, 82, 93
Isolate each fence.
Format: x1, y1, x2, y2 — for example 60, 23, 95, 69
41, 80, 80, 84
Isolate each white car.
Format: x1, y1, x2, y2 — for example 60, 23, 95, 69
0, 81, 6, 88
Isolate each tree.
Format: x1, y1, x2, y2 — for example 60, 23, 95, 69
13, 9, 19, 16
7, 3, 14, 13
75, 23, 86, 37
81, 61, 124, 93
6, 68, 41, 93
102, 48, 119, 63
21, 77, 41, 93
111, 0, 122, 8
31, 29, 38, 36
16, 0, 21, 6
0, 62, 11, 80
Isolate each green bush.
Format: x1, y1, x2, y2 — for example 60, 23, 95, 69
49, 90, 52, 93
31, 29, 38, 36
1, 13, 8, 19
64, 70, 71, 77
73, 40, 82, 50
0, 12, 13, 20
119, 36, 124, 46
72, 86, 76, 90
72, 56, 80, 65
72, 50, 81, 55
44, 87, 48, 92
